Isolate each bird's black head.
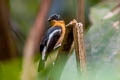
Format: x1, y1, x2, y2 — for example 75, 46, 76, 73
48, 14, 63, 22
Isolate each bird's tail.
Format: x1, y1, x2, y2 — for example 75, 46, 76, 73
38, 46, 47, 72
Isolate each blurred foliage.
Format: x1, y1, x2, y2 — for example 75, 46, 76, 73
0, 59, 22, 80
10, 0, 101, 36
1, 0, 120, 80
85, 1, 120, 80
10, 0, 40, 36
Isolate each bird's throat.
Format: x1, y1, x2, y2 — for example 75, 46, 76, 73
50, 20, 65, 27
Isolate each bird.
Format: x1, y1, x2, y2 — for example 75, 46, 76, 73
38, 14, 66, 71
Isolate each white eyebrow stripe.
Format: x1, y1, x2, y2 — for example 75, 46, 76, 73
47, 29, 61, 47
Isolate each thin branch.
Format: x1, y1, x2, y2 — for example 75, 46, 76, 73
76, 0, 86, 73
73, 19, 87, 76
77, 0, 85, 26
21, 0, 53, 80
103, 3, 120, 20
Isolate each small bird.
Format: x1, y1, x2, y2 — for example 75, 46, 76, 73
38, 14, 66, 71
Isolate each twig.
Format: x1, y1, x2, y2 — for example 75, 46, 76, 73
77, 0, 85, 26
73, 19, 87, 76
48, 20, 76, 80
21, 0, 52, 80
103, 4, 120, 20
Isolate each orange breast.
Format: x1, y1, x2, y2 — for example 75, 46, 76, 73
50, 20, 66, 47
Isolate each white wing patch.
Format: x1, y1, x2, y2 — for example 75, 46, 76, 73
42, 29, 61, 60
47, 29, 61, 47
42, 46, 47, 60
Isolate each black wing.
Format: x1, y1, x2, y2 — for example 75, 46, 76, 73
40, 26, 62, 58
39, 26, 62, 72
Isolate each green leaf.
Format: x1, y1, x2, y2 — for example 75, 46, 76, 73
85, 1, 120, 80
0, 59, 22, 80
